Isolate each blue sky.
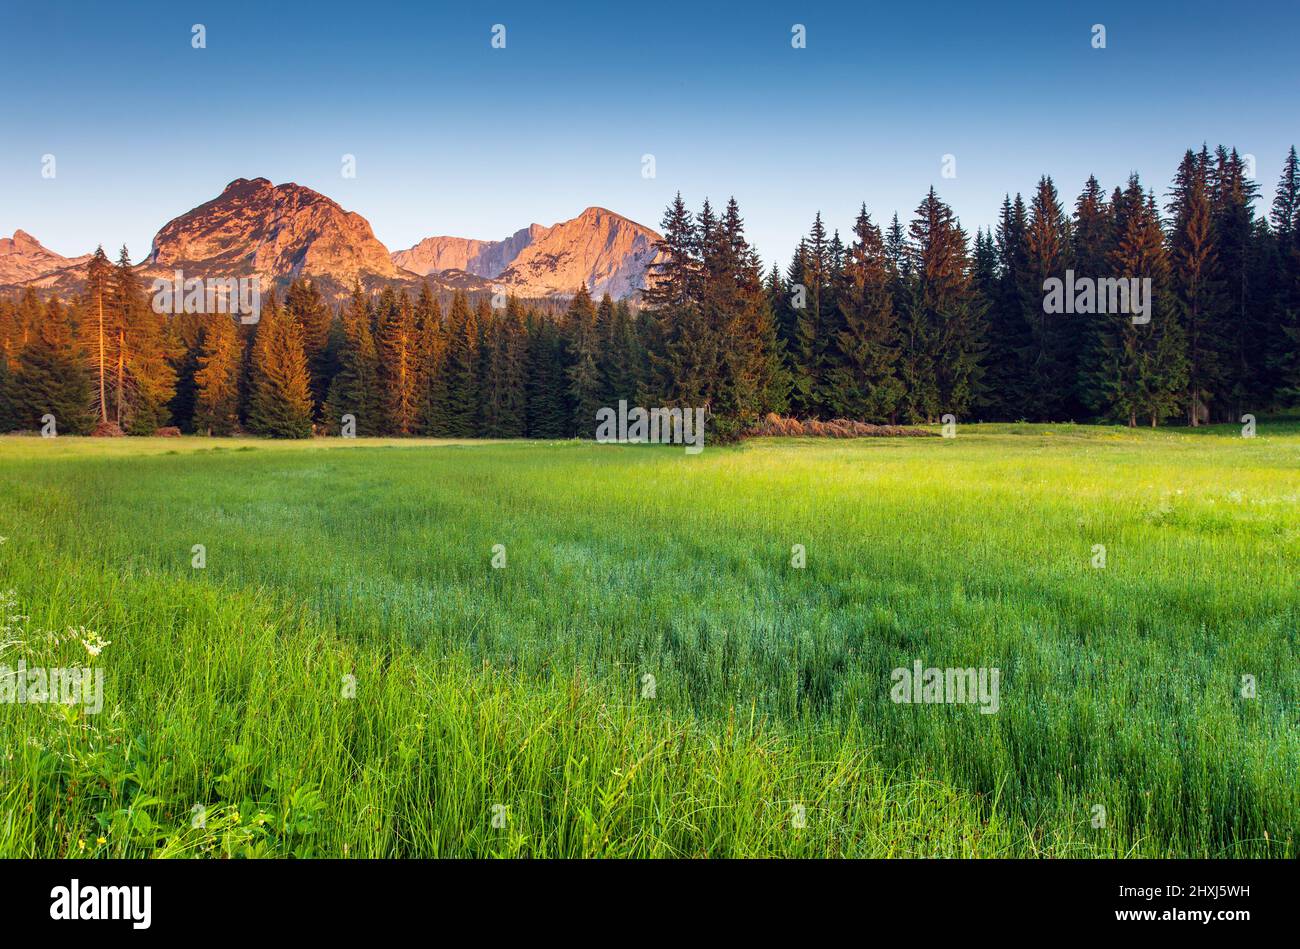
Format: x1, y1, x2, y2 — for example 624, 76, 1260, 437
1, 1, 1295, 269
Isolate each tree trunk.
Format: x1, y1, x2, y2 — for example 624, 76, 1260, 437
97, 291, 107, 422
115, 330, 125, 425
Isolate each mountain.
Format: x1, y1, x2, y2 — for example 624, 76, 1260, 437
0, 230, 90, 286
3, 178, 491, 300
392, 224, 547, 280
393, 207, 662, 299
3, 181, 659, 302
148, 177, 405, 289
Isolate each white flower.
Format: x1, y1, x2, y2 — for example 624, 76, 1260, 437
80, 629, 111, 657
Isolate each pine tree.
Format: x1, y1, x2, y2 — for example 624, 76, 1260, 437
442, 291, 481, 437
642, 192, 698, 310
167, 312, 204, 433
114, 246, 175, 433
779, 241, 812, 410
985, 194, 1030, 418
82, 247, 116, 425
322, 284, 381, 435
900, 188, 984, 422
285, 279, 333, 417
246, 295, 313, 438
1167, 149, 1225, 424
525, 311, 569, 438
1022, 177, 1076, 419
1209, 146, 1262, 420
482, 296, 528, 437
593, 293, 619, 406
791, 213, 832, 415
1072, 176, 1114, 420
412, 284, 448, 436
1084, 177, 1187, 426
376, 287, 418, 434
708, 197, 782, 436
0, 298, 21, 358
971, 228, 1001, 414
0, 348, 15, 432
193, 313, 243, 435
827, 205, 903, 421
12, 295, 94, 434
600, 298, 643, 406
1269, 147, 1300, 406
564, 285, 604, 437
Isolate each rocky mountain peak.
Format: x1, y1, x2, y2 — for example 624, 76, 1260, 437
393, 208, 662, 299
148, 178, 401, 286
0, 230, 91, 287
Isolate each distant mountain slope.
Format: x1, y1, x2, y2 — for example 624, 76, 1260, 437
148, 177, 402, 286
3, 180, 662, 302
393, 207, 662, 299
2, 179, 492, 300
0, 230, 91, 287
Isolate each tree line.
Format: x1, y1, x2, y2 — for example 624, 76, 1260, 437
0, 143, 1296, 439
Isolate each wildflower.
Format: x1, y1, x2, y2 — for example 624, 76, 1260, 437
80, 630, 111, 657
78, 839, 85, 852
96, 836, 106, 846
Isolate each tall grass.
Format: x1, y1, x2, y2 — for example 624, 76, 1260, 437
0, 421, 1296, 857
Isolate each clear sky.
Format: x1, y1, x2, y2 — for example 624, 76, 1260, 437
1, 1, 1295, 270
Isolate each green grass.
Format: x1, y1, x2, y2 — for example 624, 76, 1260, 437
0, 421, 1296, 858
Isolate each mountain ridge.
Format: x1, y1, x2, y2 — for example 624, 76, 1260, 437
1, 180, 662, 303
392, 206, 662, 299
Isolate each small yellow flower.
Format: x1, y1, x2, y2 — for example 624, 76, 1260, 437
96, 836, 106, 845
78, 839, 85, 851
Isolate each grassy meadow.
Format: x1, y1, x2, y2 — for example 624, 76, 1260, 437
0, 421, 1296, 858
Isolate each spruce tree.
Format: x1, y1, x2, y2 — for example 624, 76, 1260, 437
1167, 149, 1224, 424
0, 349, 15, 432
442, 291, 481, 437
827, 205, 903, 422
247, 295, 313, 438
322, 284, 381, 435
114, 246, 175, 433
376, 287, 418, 434
413, 284, 448, 436
524, 311, 569, 438
12, 295, 94, 434
791, 214, 832, 415
1022, 177, 1076, 419
1268, 147, 1300, 406
986, 194, 1030, 418
1072, 177, 1113, 419
1209, 147, 1262, 420
564, 285, 604, 437
285, 279, 333, 417
600, 298, 643, 406
193, 313, 243, 435
1084, 177, 1187, 425
482, 296, 528, 437
900, 188, 984, 422
82, 247, 115, 425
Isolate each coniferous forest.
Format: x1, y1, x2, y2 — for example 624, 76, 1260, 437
2, 144, 1297, 439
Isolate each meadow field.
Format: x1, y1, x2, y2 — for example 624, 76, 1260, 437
0, 422, 1296, 858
